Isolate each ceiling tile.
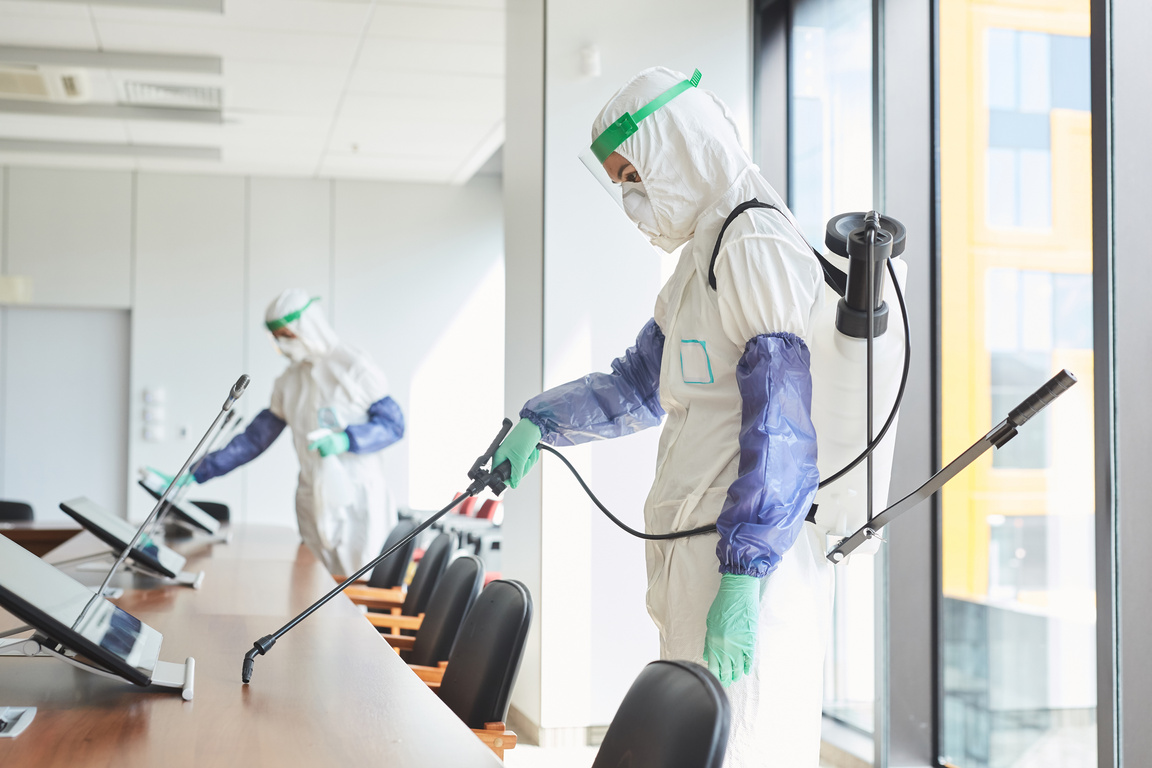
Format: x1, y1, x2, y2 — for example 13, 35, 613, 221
355, 38, 503, 76
367, 5, 503, 45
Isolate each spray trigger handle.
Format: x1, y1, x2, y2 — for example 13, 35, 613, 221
467, 419, 514, 495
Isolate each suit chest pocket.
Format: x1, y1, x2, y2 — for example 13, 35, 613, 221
679, 339, 714, 384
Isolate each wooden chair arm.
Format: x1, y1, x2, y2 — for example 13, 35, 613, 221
379, 633, 415, 651
344, 584, 405, 610
365, 612, 423, 631
408, 661, 448, 685
473, 722, 517, 760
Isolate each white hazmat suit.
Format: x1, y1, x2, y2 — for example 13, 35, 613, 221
194, 290, 402, 575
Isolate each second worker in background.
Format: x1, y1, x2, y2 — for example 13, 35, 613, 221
176, 288, 404, 575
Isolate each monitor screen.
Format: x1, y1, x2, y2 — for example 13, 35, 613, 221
58, 497, 187, 579
137, 475, 220, 535
0, 535, 162, 686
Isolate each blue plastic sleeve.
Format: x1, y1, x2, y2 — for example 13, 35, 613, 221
193, 408, 287, 483
521, 318, 666, 447
346, 396, 405, 454
715, 333, 820, 577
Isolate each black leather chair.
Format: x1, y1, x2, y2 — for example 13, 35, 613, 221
381, 554, 485, 667
349, 532, 456, 635
0, 501, 33, 521
411, 579, 532, 759
366, 519, 418, 589
592, 660, 731, 768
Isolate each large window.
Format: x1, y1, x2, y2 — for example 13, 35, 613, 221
939, 1, 1096, 766
788, 0, 877, 738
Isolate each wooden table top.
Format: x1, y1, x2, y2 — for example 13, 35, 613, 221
0, 521, 82, 557
0, 525, 501, 768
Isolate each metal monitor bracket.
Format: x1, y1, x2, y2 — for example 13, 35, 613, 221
0, 630, 195, 701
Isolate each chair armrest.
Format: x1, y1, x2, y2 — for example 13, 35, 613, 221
344, 584, 405, 609
408, 661, 448, 685
473, 722, 517, 760
379, 633, 415, 651
366, 612, 423, 631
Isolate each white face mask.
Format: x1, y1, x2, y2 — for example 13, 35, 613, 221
621, 182, 689, 253
276, 336, 309, 362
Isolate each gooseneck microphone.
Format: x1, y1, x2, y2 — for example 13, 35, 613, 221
242, 419, 514, 684
77, 376, 251, 626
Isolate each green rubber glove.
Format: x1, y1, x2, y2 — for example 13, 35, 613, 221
308, 431, 351, 458
491, 419, 542, 489
703, 573, 761, 687
148, 466, 198, 489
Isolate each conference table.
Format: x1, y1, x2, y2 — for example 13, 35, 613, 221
0, 524, 502, 767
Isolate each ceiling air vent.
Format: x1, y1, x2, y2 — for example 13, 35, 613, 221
121, 81, 221, 110
0, 65, 90, 102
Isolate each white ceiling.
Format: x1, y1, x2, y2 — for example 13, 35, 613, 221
0, 0, 505, 182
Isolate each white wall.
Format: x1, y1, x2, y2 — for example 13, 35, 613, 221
504, 0, 753, 733
0, 166, 504, 528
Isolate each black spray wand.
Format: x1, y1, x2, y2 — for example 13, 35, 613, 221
241, 418, 514, 684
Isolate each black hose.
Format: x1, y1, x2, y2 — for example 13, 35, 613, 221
536, 262, 912, 541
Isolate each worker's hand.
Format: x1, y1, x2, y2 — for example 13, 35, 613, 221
703, 573, 760, 687
492, 419, 542, 489
148, 466, 198, 490
308, 431, 351, 458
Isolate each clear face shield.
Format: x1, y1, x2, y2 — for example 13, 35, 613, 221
577, 68, 702, 211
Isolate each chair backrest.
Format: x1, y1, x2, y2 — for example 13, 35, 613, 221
591, 660, 731, 768
436, 579, 532, 729
400, 532, 454, 617
406, 555, 485, 668
0, 501, 34, 521
367, 519, 418, 588
189, 500, 230, 523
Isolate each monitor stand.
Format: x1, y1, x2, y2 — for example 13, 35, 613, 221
0, 629, 195, 701
72, 557, 205, 589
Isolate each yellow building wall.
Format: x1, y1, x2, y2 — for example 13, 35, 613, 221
939, 0, 1091, 600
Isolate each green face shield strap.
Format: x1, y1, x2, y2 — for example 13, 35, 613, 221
588, 69, 702, 164
266, 297, 320, 332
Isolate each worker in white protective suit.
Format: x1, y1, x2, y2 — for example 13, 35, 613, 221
492, 68, 834, 766
172, 289, 404, 575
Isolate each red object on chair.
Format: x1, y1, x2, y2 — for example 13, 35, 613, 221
483, 572, 502, 587
475, 500, 501, 521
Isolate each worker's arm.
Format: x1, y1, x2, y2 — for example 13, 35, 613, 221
521, 317, 666, 446
713, 332, 819, 576
193, 409, 287, 482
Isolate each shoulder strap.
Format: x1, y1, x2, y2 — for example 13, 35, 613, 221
707, 199, 847, 297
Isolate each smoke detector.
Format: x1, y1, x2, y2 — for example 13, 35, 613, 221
121, 81, 221, 110
0, 65, 90, 102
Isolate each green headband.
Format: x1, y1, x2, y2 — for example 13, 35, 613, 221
588, 69, 702, 164
266, 297, 320, 332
